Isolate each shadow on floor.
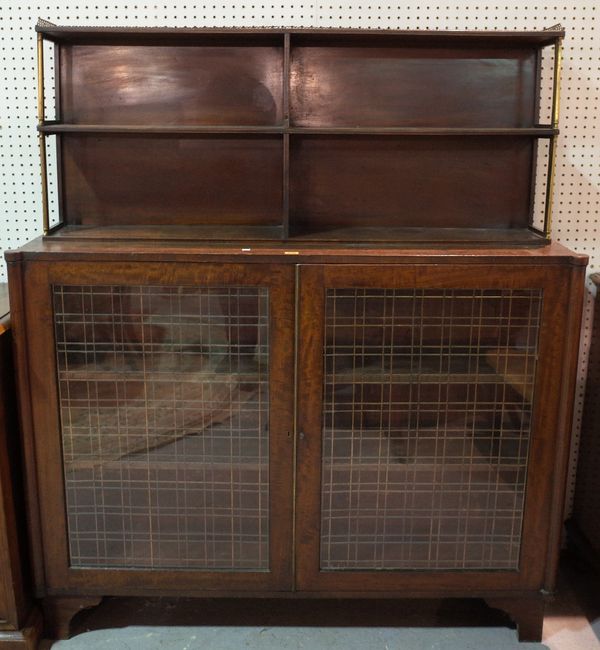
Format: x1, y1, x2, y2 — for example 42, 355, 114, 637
46, 551, 599, 649
543, 551, 600, 649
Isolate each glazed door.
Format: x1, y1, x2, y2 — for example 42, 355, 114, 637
25, 262, 294, 594
296, 264, 572, 593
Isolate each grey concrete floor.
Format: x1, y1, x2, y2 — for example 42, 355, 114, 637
51, 626, 548, 649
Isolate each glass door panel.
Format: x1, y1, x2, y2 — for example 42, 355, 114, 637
320, 287, 542, 571
53, 284, 270, 571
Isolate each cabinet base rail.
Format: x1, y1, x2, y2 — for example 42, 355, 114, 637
37, 592, 546, 643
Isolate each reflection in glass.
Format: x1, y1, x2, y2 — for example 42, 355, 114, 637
54, 285, 269, 570
321, 288, 542, 570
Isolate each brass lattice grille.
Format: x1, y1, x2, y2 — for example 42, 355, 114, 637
54, 284, 269, 570
321, 288, 542, 570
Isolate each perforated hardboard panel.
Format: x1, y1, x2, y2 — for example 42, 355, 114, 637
1, 1, 597, 516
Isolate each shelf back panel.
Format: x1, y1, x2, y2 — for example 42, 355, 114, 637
61, 135, 283, 227
290, 45, 537, 128
290, 135, 533, 233
59, 43, 284, 126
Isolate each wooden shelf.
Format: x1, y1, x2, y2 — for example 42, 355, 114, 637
322, 426, 528, 437
39, 122, 557, 137
327, 351, 534, 398
38, 123, 285, 135
36, 24, 564, 46
322, 460, 528, 471
290, 227, 548, 246
46, 224, 547, 246
47, 225, 285, 242
485, 348, 535, 400
327, 369, 509, 385
58, 369, 266, 383
290, 127, 557, 136
67, 459, 268, 472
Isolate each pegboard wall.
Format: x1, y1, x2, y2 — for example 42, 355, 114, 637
0, 1, 598, 517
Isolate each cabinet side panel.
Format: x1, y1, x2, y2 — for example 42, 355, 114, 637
6, 262, 46, 597
0, 327, 29, 626
571, 274, 600, 564
544, 265, 586, 589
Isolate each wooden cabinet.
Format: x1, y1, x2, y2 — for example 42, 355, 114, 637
0, 286, 42, 648
5, 245, 586, 642
4, 22, 586, 644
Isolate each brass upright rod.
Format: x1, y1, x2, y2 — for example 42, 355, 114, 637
37, 32, 49, 235
551, 38, 564, 128
36, 33, 45, 121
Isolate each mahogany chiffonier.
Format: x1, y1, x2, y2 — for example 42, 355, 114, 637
0, 286, 43, 648
4, 22, 586, 642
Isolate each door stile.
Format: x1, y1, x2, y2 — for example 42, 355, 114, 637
295, 265, 325, 589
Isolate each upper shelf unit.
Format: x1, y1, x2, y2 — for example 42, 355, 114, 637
35, 22, 565, 245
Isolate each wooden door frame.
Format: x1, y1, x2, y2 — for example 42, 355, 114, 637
295, 262, 579, 594
22, 261, 295, 595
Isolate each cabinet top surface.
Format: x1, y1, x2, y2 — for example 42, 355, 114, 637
4, 237, 588, 266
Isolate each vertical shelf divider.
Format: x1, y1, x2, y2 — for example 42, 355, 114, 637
282, 32, 291, 239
